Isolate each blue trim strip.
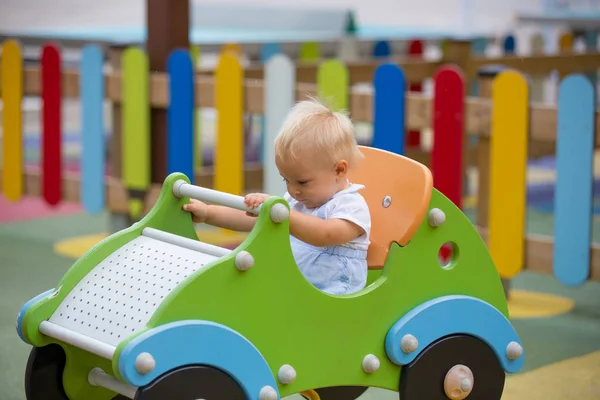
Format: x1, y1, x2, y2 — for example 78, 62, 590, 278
385, 295, 524, 373
16, 288, 55, 343
118, 320, 279, 399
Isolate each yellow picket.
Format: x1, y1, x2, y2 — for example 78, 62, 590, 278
559, 33, 574, 79
559, 32, 574, 52
317, 59, 349, 111
222, 43, 242, 58
214, 53, 243, 196
488, 70, 529, 279
121, 47, 150, 219
1, 39, 23, 201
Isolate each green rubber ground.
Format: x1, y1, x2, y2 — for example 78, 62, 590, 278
1, 207, 600, 399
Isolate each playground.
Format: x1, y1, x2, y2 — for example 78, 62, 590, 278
3, 0, 600, 399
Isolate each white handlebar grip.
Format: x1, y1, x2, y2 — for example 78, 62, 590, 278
173, 180, 262, 213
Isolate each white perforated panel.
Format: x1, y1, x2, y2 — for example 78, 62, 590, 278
49, 235, 218, 347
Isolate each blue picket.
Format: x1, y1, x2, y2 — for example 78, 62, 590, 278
553, 74, 596, 286
80, 44, 105, 214
373, 40, 391, 58
258, 43, 283, 164
372, 63, 406, 155
167, 49, 195, 183
260, 43, 282, 62
503, 35, 516, 54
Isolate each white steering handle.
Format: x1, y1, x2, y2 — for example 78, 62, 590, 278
173, 180, 262, 213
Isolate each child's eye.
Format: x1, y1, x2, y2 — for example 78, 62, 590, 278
298, 181, 308, 186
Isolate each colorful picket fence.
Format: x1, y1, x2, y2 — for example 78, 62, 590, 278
0, 39, 598, 288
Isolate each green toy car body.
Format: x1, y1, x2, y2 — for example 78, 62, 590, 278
17, 156, 524, 400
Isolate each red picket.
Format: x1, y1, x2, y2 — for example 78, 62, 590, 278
431, 66, 465, 209
41, 43, 62, 206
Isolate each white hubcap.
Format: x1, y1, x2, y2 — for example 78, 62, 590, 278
443, 364, 474, 399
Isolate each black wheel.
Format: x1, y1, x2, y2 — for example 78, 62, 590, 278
399, 334, 505, 400
25, 344, 69, 400
134, 365, 247, 400
302, 386, 369, 399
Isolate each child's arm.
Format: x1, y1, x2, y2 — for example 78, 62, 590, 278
243, 193, 366, 246
289, 211, 365, 247
184, 199, 257, 232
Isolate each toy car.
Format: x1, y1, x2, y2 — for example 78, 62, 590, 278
16, 146, 524, 400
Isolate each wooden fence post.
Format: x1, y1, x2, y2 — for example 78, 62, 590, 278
475, 65, 508, 230
146, 0, 190, 184
475, 64, 511, 297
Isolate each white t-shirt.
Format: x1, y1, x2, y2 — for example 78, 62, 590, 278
283, 183, 371, 251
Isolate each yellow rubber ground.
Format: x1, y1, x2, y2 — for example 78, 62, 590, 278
53, 229, 248, 259
507, 289, 574, 319
503, 350, 600, 400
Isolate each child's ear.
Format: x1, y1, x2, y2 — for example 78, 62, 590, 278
335, 160, 349, 176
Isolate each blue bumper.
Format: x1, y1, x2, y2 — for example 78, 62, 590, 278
117, 320, 280, 399
16, 288, 56, 343
385, 295, 524, 373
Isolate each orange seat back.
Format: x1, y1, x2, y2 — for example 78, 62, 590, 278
349, 146, 433, 269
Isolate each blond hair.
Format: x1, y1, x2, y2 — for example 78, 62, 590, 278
274, 97, 364, 167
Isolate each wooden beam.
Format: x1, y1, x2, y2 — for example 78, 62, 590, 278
240, 52, 600, 84
0, 143, 474, 214
5, 66, 600, 144
468, 52, 600, 77
0, 165, 264, 215
243, 57, 443, 85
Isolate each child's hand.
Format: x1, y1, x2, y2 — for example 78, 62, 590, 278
244, 193, 270, 216
183, 199, 210, 223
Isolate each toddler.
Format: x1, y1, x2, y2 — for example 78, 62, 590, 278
184, 98, 371, 295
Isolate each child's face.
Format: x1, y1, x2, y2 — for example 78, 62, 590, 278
276, 152, 348, 209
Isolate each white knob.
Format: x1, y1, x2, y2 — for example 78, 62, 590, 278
506, 341, 523, 360
270, 203, 290, 223
235, 251, 254, 271
362, 354, 380, 373
428, 208, 446, 227
135, 352, 156, 374
259, 385, 278, 400
277, 364, 296, 384
400, 334, 419, 353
